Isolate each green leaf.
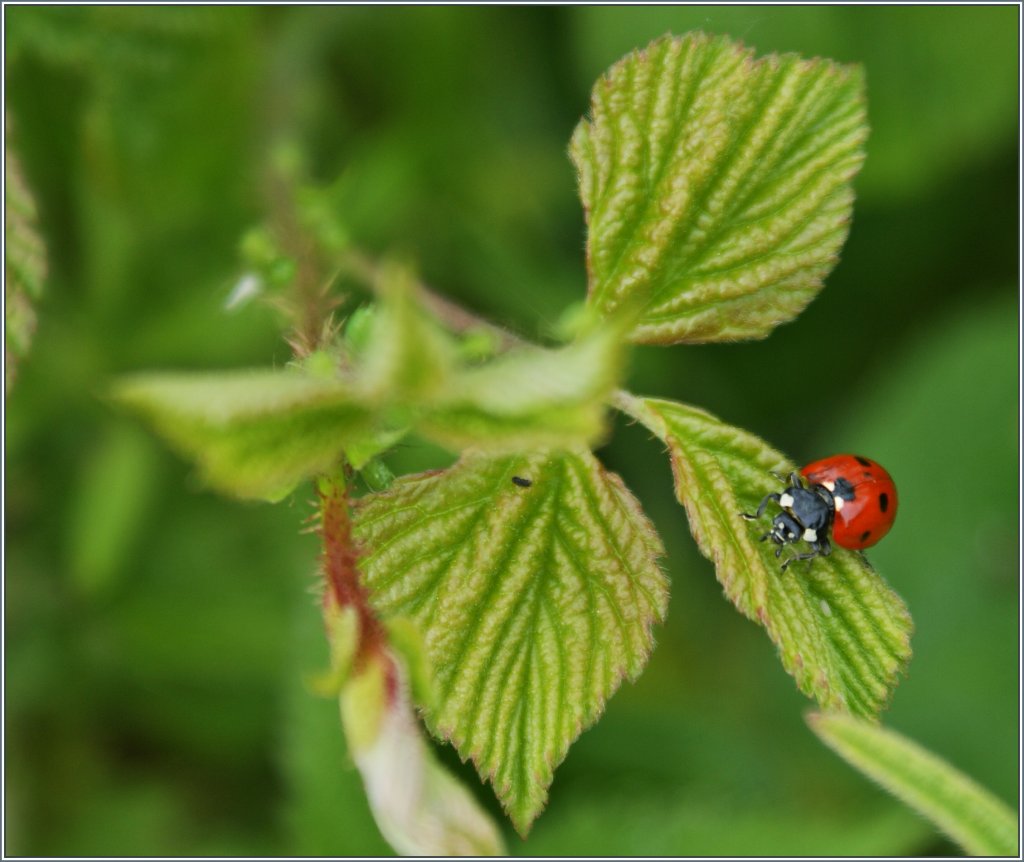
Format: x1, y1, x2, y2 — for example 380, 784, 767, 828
617, 393, 911, 717
571, 32, 866, 344
114, 318, 623, 497
112, 369, 371, 501
342, 425, 409, 472
353, 449, 669, 835
357, 265, 458, 406
5, 115, 47, 393
808, 712, 1019, 856
421, 325, 626, 453
357, 265, 626, 454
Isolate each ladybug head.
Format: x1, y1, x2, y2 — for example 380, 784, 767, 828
768, 511, 803, 546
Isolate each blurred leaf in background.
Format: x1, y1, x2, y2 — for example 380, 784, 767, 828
4, 5, 1017, 856
5, 117, 47, 393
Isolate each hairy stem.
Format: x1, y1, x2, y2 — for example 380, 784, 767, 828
266, 169, 333, 356
316, 471, 389, 671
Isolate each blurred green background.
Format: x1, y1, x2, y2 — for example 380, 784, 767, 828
5, 6, 1018, 856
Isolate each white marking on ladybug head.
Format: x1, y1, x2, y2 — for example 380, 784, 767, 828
802, 527, 818, 542
822, 479, 835, 492
779, 493, 794, 509
833, 496, 845, 512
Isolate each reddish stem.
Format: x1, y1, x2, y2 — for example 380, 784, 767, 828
317, 474, 389, 672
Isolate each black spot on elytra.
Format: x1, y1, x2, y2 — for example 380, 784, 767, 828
854, 455, 872, 467
860, 530, 871, 543
833, 477, 856, 501
878, 492, 889, 513
512, 476, 532, 488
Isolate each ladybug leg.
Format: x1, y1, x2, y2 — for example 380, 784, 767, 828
780, 549, 820, 571
780, 535, 832, 571
770, 470, 803, 487
741, 493, 781, 521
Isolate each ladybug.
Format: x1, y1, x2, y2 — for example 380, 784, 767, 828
741, 454, 898, 571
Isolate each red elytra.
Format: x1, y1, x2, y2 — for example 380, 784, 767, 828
801, 454, 898, 550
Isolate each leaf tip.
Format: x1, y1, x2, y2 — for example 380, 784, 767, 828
507, 789, 548, 839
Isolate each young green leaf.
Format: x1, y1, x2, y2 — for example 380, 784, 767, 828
420, 325, 626, 453
617, 393, 911, 717
112, 370, 371, 501
808, 712, 1019, 856
355, 266, 625, 454
5, 118, 47, 393
343, 425, 410, 472
352, 449, 668, 835
357, 265, 458, 407
571, 33, 867, 344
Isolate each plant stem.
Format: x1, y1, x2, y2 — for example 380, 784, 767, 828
316, 471, 388, 670
263, 164, 340, 357
339, 249, 524, 351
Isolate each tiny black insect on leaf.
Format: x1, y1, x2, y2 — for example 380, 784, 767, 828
512, 476, 532, 488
